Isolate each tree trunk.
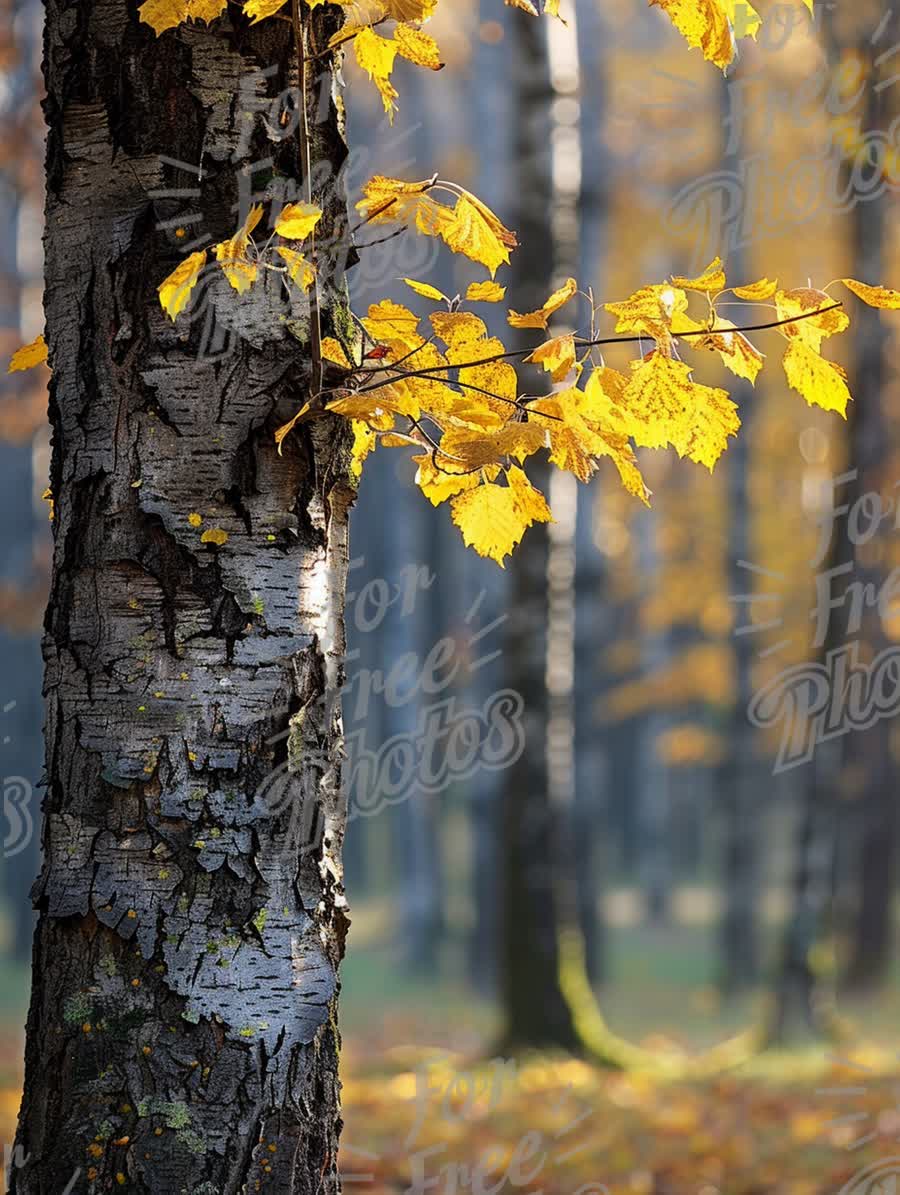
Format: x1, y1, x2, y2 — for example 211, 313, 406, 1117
841, 3, 898, 991
13, 4, 355, 1191
718, 70, 760, 995
498, 7, 580, 1053
0, 0, 45, 964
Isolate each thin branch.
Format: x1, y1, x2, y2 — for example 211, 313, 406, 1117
354, 227, 408, 250
293, 0, 323, 398
356, 364, 565, 423
346, 301, 846, 389
306, 16, 390, 60
573, 303, 846, 346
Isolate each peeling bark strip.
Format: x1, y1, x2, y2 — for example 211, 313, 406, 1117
13, 2, 356, 1191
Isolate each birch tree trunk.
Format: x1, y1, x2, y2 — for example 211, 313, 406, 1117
12, 3, 355, 1190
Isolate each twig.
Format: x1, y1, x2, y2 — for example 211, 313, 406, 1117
346, 302, 846, 389
292, 0, 323, 398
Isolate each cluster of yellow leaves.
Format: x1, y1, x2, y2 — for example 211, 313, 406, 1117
266, 252, 900, 566
327, 1, 443, 120
123, 0, 900, 569
599, 259, 900, 432
138, 0, 561, 118
156, 201, 322, 320
138, 0, 444, 118
302, 287, 648, 565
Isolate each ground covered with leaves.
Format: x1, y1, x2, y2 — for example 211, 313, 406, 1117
2, 980, 900, 1192
338, 1027, 900, 1195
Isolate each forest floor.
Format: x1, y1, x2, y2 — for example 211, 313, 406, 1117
2, 934, 900, 1192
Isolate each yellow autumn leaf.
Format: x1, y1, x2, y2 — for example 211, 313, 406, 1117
440, 421, 545, 468
330, 386, 416, 419
200, 528, 229, 546
414, 453, 481, 506
138, 0, 186, 33
189, 0, 227, 19
458, 340, 520, 425
363, 299, 421, 350
466, 281, 506, 303
528, 386, 646, 496
775, 288, 849, 350
357, 177, 517, 275
508, 277, 578, 329
321, 337, 353, 369
277, 247, 316, 292
275, 202, 323, 241
355, 26, 400, 118
214, 204, 263, 294
606, 284, 688, 349
138, 0, 226, 34
431, 193, 518, 278
394, 24, 443, 70
622, 351, 737, 467
403, 278, 447, 302
356, 174, 435, 225
505, 0, 539, 13
275, 402, 312, 454
670, 256, 726, 293
650, 0, 761, 70
450, 465, 552, 566
556, 381, 649, 500
839, 278, 900, 309
696, 320, 764, 384
351, 421, 377, 478
158, 250, 207, 320
782, 340, 851, 417
676, 384, 740, 470
242, 0, 286, 21
530, 389, 601, 482
732, 277, 778, 300
382, 433, 424, 450
526, 333, 577, 381
8, 333, 48, 373
430, 311, 488, 353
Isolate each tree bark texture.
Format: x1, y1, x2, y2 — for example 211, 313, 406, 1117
13, 2, 356, 1190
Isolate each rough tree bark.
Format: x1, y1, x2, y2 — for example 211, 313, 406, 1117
12, 2, 355, 1190
0, 0, 45, 964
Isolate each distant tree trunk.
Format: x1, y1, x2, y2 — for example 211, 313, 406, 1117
13, 5, 355, 1190
571, 0, 610, 985
634, 509, 672, 925
498, 7, 580, 1052
768, 742, 842, 1043
841, 5, 898, 991
573, 488, 606, 983
0, 0, 45, 964
769, 457, 848, 1043
718, 71, 760, 994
